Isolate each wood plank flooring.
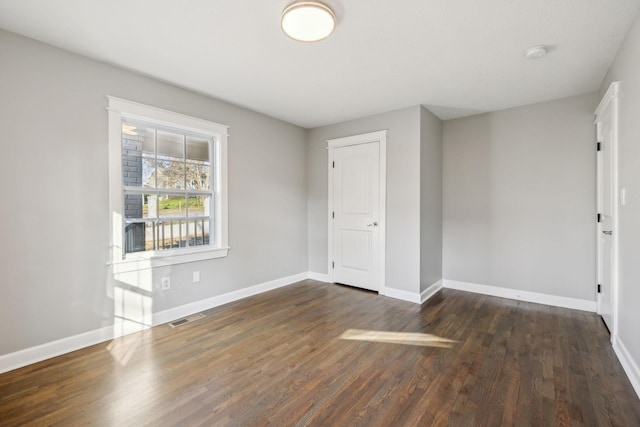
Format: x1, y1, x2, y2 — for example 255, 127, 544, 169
1, 281, 639, 426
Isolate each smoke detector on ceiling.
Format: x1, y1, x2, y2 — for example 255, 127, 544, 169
524, 45, 549, 59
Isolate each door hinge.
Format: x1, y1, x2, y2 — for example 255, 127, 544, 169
597, 142, 602, 151
332, 211, 335, 219
597, 213, 602, 223
332, 161, 335, 168
597, 284, 602, 294
332, 261, 335, 269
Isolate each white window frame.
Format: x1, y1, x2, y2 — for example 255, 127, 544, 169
107, 96, 229, 273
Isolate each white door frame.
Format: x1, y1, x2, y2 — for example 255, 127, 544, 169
327, 130, 387, 294
594, 81, 619, 343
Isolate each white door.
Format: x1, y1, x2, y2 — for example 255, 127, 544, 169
598, 114, 614, 330
595, 82, 619, 335
329, 135, 384, 292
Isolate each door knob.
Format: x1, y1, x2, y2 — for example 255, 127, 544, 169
602, 230, 613, 235
366, 221, 378, 227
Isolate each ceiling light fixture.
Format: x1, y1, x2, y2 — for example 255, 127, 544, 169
524, 45, 548, 59
281, 1, 336, 42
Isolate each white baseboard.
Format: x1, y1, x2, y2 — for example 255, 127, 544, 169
307, 272, 331, 282
442, 280, 596, 312
308, 273, 427, 304
307, 273, 442, 305
382, 287, 421, 304
375, 280, 443, 305
421, 280, 443, 303
0, 271, 308, 374
613, 336, 640, 399
152, 272, 308, 326
0, 325, 116, 375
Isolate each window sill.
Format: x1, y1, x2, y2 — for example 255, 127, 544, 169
111, 246, 230, 274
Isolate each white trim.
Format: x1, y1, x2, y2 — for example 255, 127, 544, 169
421, 280, 443, 303
594, 82, 620, 117
150, 272, 308, 326
0, 325, 116, 375
0, 272, 307, 374
442, 280, 596, 312
373, 280, 442, 305
308, 272, 331, 282
382, 287, 421, 304
107, 96, 229, 272
326, 130, 388, 148
594, 82, 620, 344
107, 96, 229, 134
111, 247, 231, 274
327, 130, 387, 294
613, 336, 640, 399
378, 137, 387, 296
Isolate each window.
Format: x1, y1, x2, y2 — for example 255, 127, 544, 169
121, 120, 213, 254
108, 97, 229, 271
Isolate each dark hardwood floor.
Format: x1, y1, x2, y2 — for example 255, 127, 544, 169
1, 280, 639, 426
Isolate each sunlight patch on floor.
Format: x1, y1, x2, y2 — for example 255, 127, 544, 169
107, 335, 143, 366
339, 329, 458, 348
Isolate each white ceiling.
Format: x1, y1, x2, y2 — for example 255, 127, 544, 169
0, 0, 638, 128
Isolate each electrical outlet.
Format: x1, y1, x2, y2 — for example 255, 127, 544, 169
161, 277, 171, 291
193, 271, 200, 283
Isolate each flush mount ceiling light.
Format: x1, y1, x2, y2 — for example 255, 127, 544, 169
281, 1, 336, 42
524, 45, 549, 59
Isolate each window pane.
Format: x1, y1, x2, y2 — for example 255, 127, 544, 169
186, 137, 210, 163
186, 164, 210, 191
145, 220, 189, 250
157, 130, 184, 162
155, 220, 182, 250
158, 195, 187, 218
145, 222, 157, 251
142, 194, 158, 218
163, 219, 186, 249
124, 193, 143, 219
178, 220, 188, 248
126, 220, 189, 253
138, 220, 188, 252
124, 221, 146, 254
122, 121, 154, 188
142, 156, 156, 188
188, 195, 210, 217
188, 219, 210, 247
156, 160, 185, 189
124, 193, 158, 219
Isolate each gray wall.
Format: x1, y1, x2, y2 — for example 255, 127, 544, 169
307, 107, 422, 293
443, 93, 599, 300
420, 106, 443, 292
600, 13, 640, 376
0, 29, 308, 355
